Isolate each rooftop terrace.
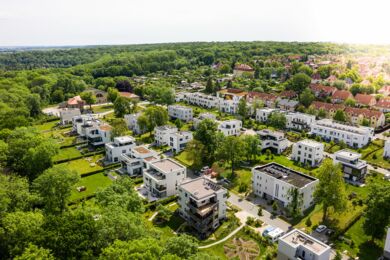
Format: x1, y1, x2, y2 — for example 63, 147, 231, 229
180, 177, 222, 200
280, 229, 330, 255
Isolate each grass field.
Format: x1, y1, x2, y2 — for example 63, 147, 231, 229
174, 150, 193, 167
70, 172, 113, 201
219, 167, 252, 194
57, 154, 104, 175
34, 120, 59, 131
53, 147, 83, 162
92, 104, 114, 113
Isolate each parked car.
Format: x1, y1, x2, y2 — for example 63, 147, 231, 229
315, 225, 327, 233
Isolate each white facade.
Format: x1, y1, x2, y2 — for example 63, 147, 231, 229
186, 92, 220, 109
218, 119, 242, 136
256, 108, 279, 123
168, 105, 193, 122
169, 131, 193, 153
59, 108, 81, 125
384, 140, 390, 158
84, 123, 112, 146
143, 158, 187, 199
72, 114, 95, 136
105, 136, 136, 163
277, 229, 331, 260
193, 113, 217, 129
124, 113, 144, 135
119, 145, 159, 176
252, 163, 318, 211
334, 149, 368, 182
286, 112, 316, 131
178, 177, 227, 238
154, 125, 178, 146
258, 129, 289, 154
292, 139, 324, 167
310, 119, 374, 148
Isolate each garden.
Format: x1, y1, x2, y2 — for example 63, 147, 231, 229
70, 172, 113, 202
57, 154, 104, 175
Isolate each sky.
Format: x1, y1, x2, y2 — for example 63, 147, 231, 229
0, 0, 389, 46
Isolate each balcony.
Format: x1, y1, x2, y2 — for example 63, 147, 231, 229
144, 168, 166, 181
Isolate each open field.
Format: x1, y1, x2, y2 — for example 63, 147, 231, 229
92, 104, 114, 113
70, 172, 113, 201
57, 154, 104, 175
53, 147, 83, 162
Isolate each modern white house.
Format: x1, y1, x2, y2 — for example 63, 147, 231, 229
277, 229, 331, 260
59, 108, 81, 125
178, 177, 227, 238
168, 105, 193, 122
72, 114, 95, 136
142, 158, 187, 200
154, 125, 178, 146
186, 92, 220, 109
193, 113, 217, 129
124, 112, 144, 135
334, 149, 368, 183
258, 129, 289, 154
309, 119, 374, 148
218, 119, 242, 136
105, 136, 136, 163
169, 131, 193, 153
252, 163, 318, 211
255, 108, 279, 123
84, 123, 112, 147
217, 89, 247, 114
384, 140, 390, 158
286, 112, 316, 131
291, 139, 324, 167
119, 145, 159, 176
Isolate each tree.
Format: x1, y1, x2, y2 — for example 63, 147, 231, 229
299, 88, 315, 108
137, 106, 169, 135
0, 174, 33, 214
217, 136, 244, 175
156, 204, 173, 222
318, 108, 327, 118
107, 87, 119, 103
333, 110, 347, 122
174, 118, 183, 130
163, 234, 199, 259
237, 98, 248, 119
185, 140, 206, 170
268, 112, 286, 129
205, 78, 214, 94
362, 118, 370, 127
298, 65, 313, 76
288, 73, 311, 93
26, 94, 41, 117
363, 181, 390, 240
344, 98, 356, 107
194, 119, 219, 164
99, 238, 163, 259
287, 187, 304, 218
258, 207, 263, 217
110, 118, 128, 138
32, 166, 79, 214
80, 91, 96, 110
318, 65, 333, 79
114, 96, 131, 117
14, 244, 54, 260
314, 159, 347, 222
241, 135, 261, 162
51, 89, 64, 103
333, 251, 342, 260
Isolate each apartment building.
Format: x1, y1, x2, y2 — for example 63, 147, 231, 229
344, 107, 385, 128
85, 123, 112, 147
72, 114, 95, 136
252, 163, 318, 211
59, 108, 81, 125
193, 113, 217, 129
292, 139, 324, 167
258, 129, 289, 154
119, 145, 159, 176
218, 119, 242, 136
311, 101, 345, 119
384, 140, 390, 158
310, 119, 374, 148
154, 125, 178, 146
168, 105, 193, 122
169, 131, 193, 153
277, 99, 299, 111
277, 229, 331, 260
285, 112, 316, 131
334, 150, 368, 182
124, 112, 145, 135
186, 92, 220, 109
178, 177, 227, 238
255, 108, 279, 123
217, 88, 247, 114
105, 136, 136, 163
143, 158, 186, 199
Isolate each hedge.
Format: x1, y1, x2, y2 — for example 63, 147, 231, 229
144, 195, 178, 211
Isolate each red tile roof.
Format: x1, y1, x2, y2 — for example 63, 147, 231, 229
378, 85, 390, 95
280, 90, 297, 99
311, 101, 345, 111
332, 90, 353, 101
119, 92, 139, 99
376, 98, 390, 109
234, 64, 254, 72
345, 107, 383, 118
247, 92, 278, 101
310, 84, 336, 95
67, 95, 84, 105
354, 94, 376, 106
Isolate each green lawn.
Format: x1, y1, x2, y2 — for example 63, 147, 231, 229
219, 167, 252, 194
57, 154, 104, 175
53, 147, 83, 162
70, 172, 113, 201
92, 104, 114, 113
174, 150, 193, 167
34, 120, 60, 131
257, 154, 319, 176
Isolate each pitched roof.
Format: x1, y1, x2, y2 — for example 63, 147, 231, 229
327, 75, 338, 82
311, 101, 345, 111
354, 94, 376, 105
345, 107, 383, 118
310, 84, 336, 95
119, 92, 139, 99
376, 98, 390, 109
67, 95, 84, 105
234, 64, 254, 71
247, 92, 278, 101
332, 90, 353, 101
280, 90, 297, 99
378, 85, 390, 95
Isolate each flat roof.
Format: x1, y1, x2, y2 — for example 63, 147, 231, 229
152, 158, 185, 173
180, 177, 222, 200
114, 136, 134, 143
253, 163, 317, 188
297, 139, 323, 147
334, 149, 361, 160
133, 146, 152, 154
280, 229, 330, 255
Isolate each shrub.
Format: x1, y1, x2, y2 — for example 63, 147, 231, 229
305, 217, 312, 227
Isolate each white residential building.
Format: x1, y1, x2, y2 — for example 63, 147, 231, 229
72, 114, 95, 136
143, 158, 187, 200
310, 119, 374, 148
334, 150, 368, 182
186, 92, 220, 109
169, 131, 193, 153
258, 129, 289, 154
286, 112, 316, 131
105, 136, 136, 163
154, 125, 178, 146
178, 177, 227, 238
59, 108, 81, 125
119, 145, 159, 176
124, 113, 144, 135
168, 105, 193, 122
193, 113, 217, 129
218, 119, 242, 136
219, 99, 239, 114
292, 140, 324, 167
84, 123, 112, 147
277, 229, 331, 260
256, 108, 279, 123
252, 163, 318, 211
384, 140, 390, 158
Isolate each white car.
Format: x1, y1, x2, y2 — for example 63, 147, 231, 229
315, 225, 327, 233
